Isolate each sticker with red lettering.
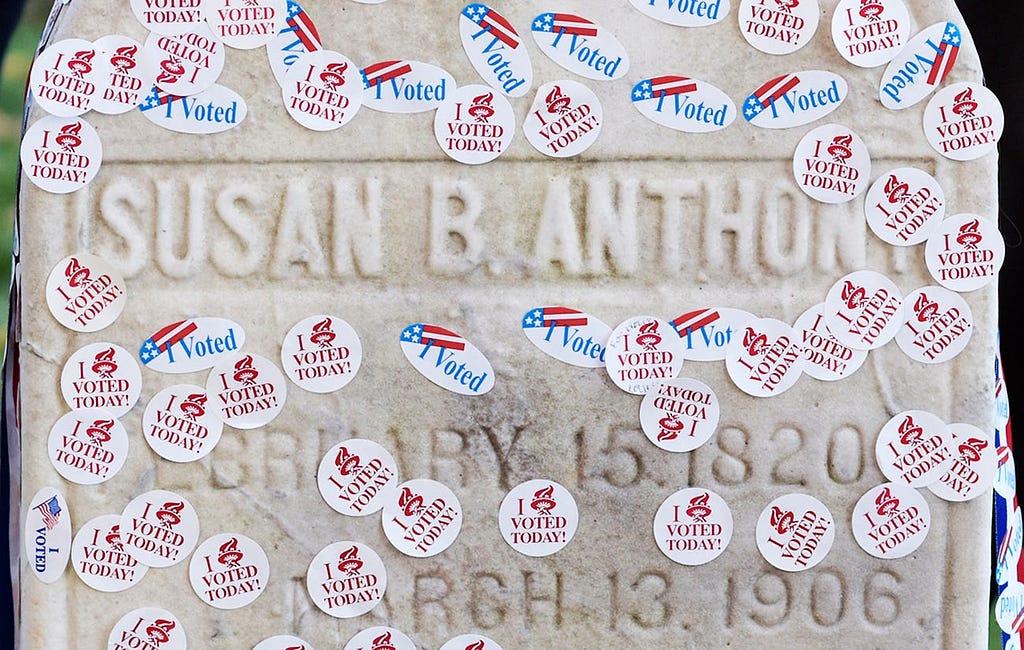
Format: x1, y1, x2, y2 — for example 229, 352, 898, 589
91, 35, 157, 115
143, 384, 223, 462
306, 541, 387, 618
524, 80, 602, 157
874, 409, 955, 488
399, 322, 495, 395
139, 83, 248, 134
24, 486, 71, 584
927, 423, 997, 502
362, 60, 455, 113
205, 0, 286, 50
345, 627, 417, 650
317, 439, 399, 517
460, 4, 532, 97
71, 514, 149, 592
282, 314, 362, 393
879, 22, 962, 110
498, 479, 579, 557
434, 84, 515, 164
47, 409, 128, 485
530, 12, 629, 81
267, 1, 321, 87
130, 0, 206, 36
823, 270, 904, 350
864, 167, 945, 246
632, 75, 735, 134
755, 493, 835, 572
107, 607, 186, 650
189, 533, 269, 609
381, 478, 463, 558
521, 305, 610, 368
440, 635, 504, 650
60, 342, 141, 418
996, 581, 1024, 636
743, 71, 847, 129
206, 353, 288, 429
653, 487, 733, 566
46, 253, 126, 332
639, 378, 720, 452
29, 39, 101, 117
144, 25, 226, 95
671, 307, 754, 362
895, 286, 973, 364
830, 0, 909, 68
923, 82, 1004, 162
605, 316, 684, 395
924, 213, 1004, 292
283, 50, 363, 131
253, 635, 316, 650
851, 482, 930, 559
21, 115, 103, 194
629, 0, 730, 27
120, 490, 200, 568
793, 123, 870, 203
725, 317, 805, 397
739, 0, 820, 55
793, 303, 867, 381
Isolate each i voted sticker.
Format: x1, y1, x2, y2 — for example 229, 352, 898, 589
91, 35, 157, 115
72, 514, 148, 592
996, 581, 1024, 636
524, 80, 602, 157
879, 21, 961, 110
631, 75, 735, 133
61, 342, 141, 417
671, 308, 754, 362
362, 60, 454, 113
46, 253, 125, 332
317, 439, 399, 516
24, 486, 71, 584
498, 479, 579, 557
206, 353, 288, 429
283, 50, 363, 131
742, 71, 846, 129
460, 4, 532, 97
725, 317, 805, 397
794, 303, 867, 381
108, 607, 186, 650
382, 479, 463, 558
851, 482, 930, 559
521, 305, 610, 368
140, 83, 248, 133
755, 493, 835, 572
640, 378, 720, 452
530, 12, 629, 81
266, 1, 322, 87
139, 317, 245, 374
923, 82, 1004, 161
793, 123, 870, 203
131, 0, 206, 36
653, 487, 733, 566
895, 286, 973, 364
924, 213, 1003, 292
606, 316, 684, 395
823, 270, 904, 350
345, 627, 417, 650
399, 322, 495, 395
831, 0, 909, 68
433, 84, 515, 165
189, 533, 269, 609
254, 635, 317, 650
997, 509, 1023, 586
928, 423, 996, 502
21, 115, 102, 194
864, 168, 945, 246
875, 410, 954, 488
440, 635, 503, 650
145, 25, 226, 96
30, 39, 101, 117
996, 445, 1017, 499
205, 0, 287, 50
629, 0, 730, 27
281, 315, 362, 393
143, 384, 224, 462
306, 541, 387, 618
48, 409, 129, 485
120, 490, 200, 568
739, 0, 819, 55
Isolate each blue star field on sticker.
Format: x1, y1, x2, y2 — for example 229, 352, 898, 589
532, 13, 554, 32
401, 324, 423, 343
521, 309, 543, 328
630, 80, 653, 102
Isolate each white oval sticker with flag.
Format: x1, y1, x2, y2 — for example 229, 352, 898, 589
521, 306, 610, 368
361, 60, 454, 113
670, 307, 755, 361
879, 21, 961, 110
138, 317, 246, 374
24, 486, 72, 584
460, 3, 532, 97
399, 323, 494, 395
530, 12, 629, 81
266, 0, 322, 87
742, 70, 847, 129
632, 75, 735, 133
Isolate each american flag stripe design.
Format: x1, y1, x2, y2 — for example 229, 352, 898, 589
551, 13, 598, 37
150, 320, 198, 352
421, 324, 467, 351
479, 8, 520, 49
752, 74, 800, 107
672, 309, 721, 336
650, 76, 698, 98
361, 60, 413, 88
542, 306, 588, 327
34, 496, 61, 531
926, 25, 959, 86
138, 86, 178, 112
286, 1, 321, 51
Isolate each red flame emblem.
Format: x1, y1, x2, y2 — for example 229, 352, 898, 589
685, 492, 712, 522
774, 0, 799, 11
884, 174, 910, 204
743, 327, 768, 357
372, 631, 396, 650
64, 257, 90, 287
146, 618, 175, 645
180, 392, 207, 420
106, 524, 124, 550
545, 85, 572, 114
86, 419, 114, 444
156, 501, 184, 528
310, 317, 336, 348
958, 437, 988, 463
91, 347, 119, 377
110, 44, 138, 73
66, 49, 95, 77
319, 61, 348, 90
952, 86, 977, 118
875, 486, 900, 517
399, 486, 424, 517
859, 0, 884, 20
898, 415, 923, 446
335, 445, 362, 476
55, 121, 83, 152
468, 91, 495, 122
658, 414, 685, 441
531, 484, 557, 514
635, 321, 663, 350
770, 506, 796, 534
464, 642, 486, 650
233, 354, 259, 385
157, 56, 185, 84
827, 134, 854, 163
956, 219, 982, 249
914, 293, 940, 322
841, 280, 867, 310
218, 537, 244, 567
337, 545, 364, 575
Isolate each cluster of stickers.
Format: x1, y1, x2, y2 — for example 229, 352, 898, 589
992, 354, 1024, 644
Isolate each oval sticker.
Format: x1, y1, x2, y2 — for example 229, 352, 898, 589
864, 167, 945, 246
140, 83, 247, 133
879, 21, 961, 110
91, 35, 158, 115
362, 60, 454, 113
400, 323, 494, 395
831, 0, 909, 68
524, 80, 603, 157
739, 0, 820, 55
460, 4, 532, 97
670, 307, 755, 362
46, 253, 126, 332
742, 71, 846, 129
21, 115, 103, 194
145, 25, 226, 96
138, 317, 245, 373
530, 12, 629, 81
632, 75, 735, 133
24, 486, 72, 584
629, 0, 730, 27
266, 1, 322, 87
521, 305, 610, 368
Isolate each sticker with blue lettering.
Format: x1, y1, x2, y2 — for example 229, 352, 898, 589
670, 307, 753, 362
400, 323, 495, 395
531, 12, 629, 81
24, 486, 71, 584
205, 0, 286, 50
362, 60, 454, 113
996, 579, 1024, 635
997, 506, 1023, 585
92, 35, 158, 115
629, 0, 730, 27
267, 1, 322, 87
632, 75, 735, 133
139, 83, 247, 133
138, 317, 246, 374
523, 81, 603, 158
923, 82, 1004, 162
739, 0, 819, 55
831, 0, 909, 68
879, 21, 961, 110
521, 305, 610, 368
460, 4, 532, 97
743, 70, 846, 129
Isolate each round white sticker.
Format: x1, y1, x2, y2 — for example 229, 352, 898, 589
605, 316, 684, 395
439, 635, 504, 650
253, 635, 316, 650
434, 84, 515, 165
120, 490, 200, 568
724, 317, 805, 397
755, 493, 835, 572
189, 533, 270, 609
61, 342, 141, 418
283, 50, 363, 131
498, 479, 579, 557
281, 315, 362, 393
830, 0, 910, 68
21, 115, 103, 194
653, 487, 733, 566
793, 123, 870, 204
793, 303, 867, 381
639, 378, 720, 452
46, 253, 126, 332
206, 353, 288, 429
927, 423, 997, 502
851, 482, 930, 559
523, 80, 603, 158
24, 486, 72, 584
317, 439, 399, 516
205, 0, 287, 50
107, 607, 186, 650
29, 38, 101, 117
345, 627, 417, 650
823, 270, 904, 350
382, 479, 463, 558
924, 213, 1004, 292
145, 25, 226, 96
48, 409, 129, 485
864, 168, 945, 246
895, 286, 973, 364
739, 0, 820, 55
91, 35, 158, 115
874, 410, 955, 488
72, 514, 149, 592
143, 384, 224, 462
306, 541, 387, 618
923, 82, 1004, 161
130, 0, 207, 36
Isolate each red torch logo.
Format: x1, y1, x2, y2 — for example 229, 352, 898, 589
468, 91, 495, 122
465, 641, 487, 650
156, 501, 184, 528
86, 419, 114, 445
371, 631, 397, 650
217, 537, 244, 567
686, 492, 712, 522
530, 485, 557, 514
636, 321, 663, 350
743, 327, 768, 357
545, 85, 572, 114
956, 219, 982, 250
827, 133, 854, 163
110, 44, 138, 74
335, 445, 362, 476
952, 86, 977, 119
914, 292, 940, 322
337, 545, 363, 575
145, 619, 175, 646
67, 49, 95, 77
64, 257, 91, 287
180, 392, 207, 420
859, 0, 884, 21
884, 174, 910, 204
875, 486, 900, 517
106, 524, 124, 551
310, 317, 336, 348
55, 121, 83, 152
770, 506, 796, 534
841, 280, 867, 310
156, 56, 185, 85
774, 0, 799, 12
399, 486, 424, 517
91, 347, 119, 378
232, 355, 259, 385
658, 414, 685, 442
898, 415, 923, 446
958, 437, 988, 463
320, 61, 348, 90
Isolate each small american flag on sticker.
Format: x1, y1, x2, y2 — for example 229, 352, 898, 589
649, 76, 698, 98
361, 60, 413, 89
671, 309, 721, 338
533, 13, 599, 37
463, 4, 521, 49
34, 496, 62, 531
522, 306, 588, 329
743, 74, 800, 118
926, 23, 960, 86
139, 320, 198, 364
138, 86, 179, 112
401, 324, 467, 351
286, 0, 321, 51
